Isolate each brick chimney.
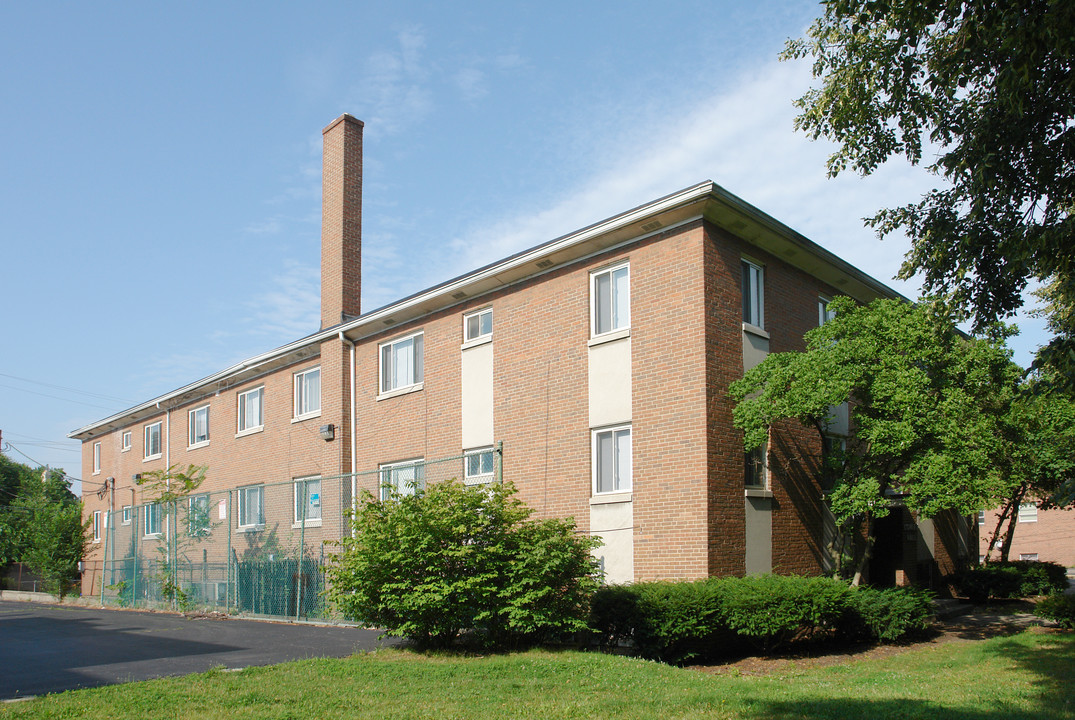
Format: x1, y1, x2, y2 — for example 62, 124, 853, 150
321, 114, 364, 328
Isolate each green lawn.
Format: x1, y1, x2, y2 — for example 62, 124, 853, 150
2, 631, 1071, 719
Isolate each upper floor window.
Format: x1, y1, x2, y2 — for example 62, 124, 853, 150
464, 308, 493, 343
742, 260, 764, 329
144, 422, 162, 460
380, 459, 425, 500
745, 444, 768, 489
93, 442, 101, 474
188, 405, 210, 448
294, 367, 321, 419
819, 296, 836, 326
237, 387, 264, 435
593, 425, 632, 495
591, 263, 630, 337
121, 431, 132, 452
380, 332, 424, 395
1018, 502, 1038, 523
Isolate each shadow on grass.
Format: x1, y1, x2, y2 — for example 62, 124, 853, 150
748, 630, 1075, 720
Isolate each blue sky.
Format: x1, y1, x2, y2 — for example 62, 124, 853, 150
0, 1, 1048, 492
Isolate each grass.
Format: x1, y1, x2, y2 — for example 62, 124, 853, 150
1, 631, 1072, 719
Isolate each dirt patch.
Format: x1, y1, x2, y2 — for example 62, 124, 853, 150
689, 602, 1060, 676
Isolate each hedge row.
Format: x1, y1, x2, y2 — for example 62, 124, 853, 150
951, 561, 1069, 603
589, 575, 934, 664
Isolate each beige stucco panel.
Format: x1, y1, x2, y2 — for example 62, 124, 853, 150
591, 499, 634, 584
588, 336, 631, 427
461, 342, 494, 449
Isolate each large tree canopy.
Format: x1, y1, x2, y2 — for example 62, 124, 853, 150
784, 0, 1075, 387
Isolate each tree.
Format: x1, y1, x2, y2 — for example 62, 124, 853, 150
730, 296, 1019, 584
327, 480, 601, 649
784, 0, 1075, 389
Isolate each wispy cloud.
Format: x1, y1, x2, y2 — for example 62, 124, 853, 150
349, 27, 433, 135
242, 260, 321, 338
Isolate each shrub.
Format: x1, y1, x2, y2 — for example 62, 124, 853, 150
326, 480, 601, 649
1035, 594, 1075, 629
844, 586, 935, 642
953, 561, 1070, 603
712, 574, 852, 652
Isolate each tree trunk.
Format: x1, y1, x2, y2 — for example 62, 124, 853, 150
986, 484, 1026, 563
849, 514, 875, 587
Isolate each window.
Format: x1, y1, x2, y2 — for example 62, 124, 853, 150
188, 405, 210, 448
293, 367, 321, 419
977, 510, 986, 526
464, 447, 496, 485
1019, 553, 1039, 562
591, 263, 630, 336
464, 308, 493, 343
121, 431, 131, 452
745, 444, 768, 489
742, 260, 764, 329
144, 503, 162, 536
189, 493, 210, 536
1018, 502, 1038, 523
122, 505, 132, 525
144, 422, 162, 460
294, 476, 322, 525
380, 332, 424, 395
237, 485, 264, 528
93, 443, 101, 474
92, 511, 101, 542
380, 459, 425, 500
818, 296, 836, 326
593, 425, 632, 494
237, 387, 264, 434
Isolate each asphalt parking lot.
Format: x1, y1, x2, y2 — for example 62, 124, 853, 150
0, 600, 395, 699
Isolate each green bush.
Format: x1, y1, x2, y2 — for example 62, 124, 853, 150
953, 561, 1070, 603
844, 586, 935, 642
712, 575, 852, 652
1035, 594, 1075, 629
326, 480, 601, 649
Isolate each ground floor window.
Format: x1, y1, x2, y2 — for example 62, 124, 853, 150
380, 459, 424, 500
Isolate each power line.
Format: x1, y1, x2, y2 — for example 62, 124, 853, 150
0, 382, 127, 411
0, 371, 134, 404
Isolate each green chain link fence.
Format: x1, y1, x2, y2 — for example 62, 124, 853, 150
96, 445, 502, 620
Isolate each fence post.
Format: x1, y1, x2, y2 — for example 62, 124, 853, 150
100, 510, 109, 606
226, 490, 232, 613
296, 480, 308, 621
495, 440, 503, 484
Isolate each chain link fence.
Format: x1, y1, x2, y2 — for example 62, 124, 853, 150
96, 445, 502, 620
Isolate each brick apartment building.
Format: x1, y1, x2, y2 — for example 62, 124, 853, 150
980, 504, 1075, 569
72, 114, 970, 602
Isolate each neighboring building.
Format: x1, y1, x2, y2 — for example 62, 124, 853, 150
979, 503, 1075, 569
71, 114, 970, 604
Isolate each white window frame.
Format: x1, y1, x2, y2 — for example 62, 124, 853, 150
144, 503, 162, 537
92, 510, 101, 542
818, 296, 836, 326
1018, 502, 1038, 523
742, 259, 764, 330
464, 447, 496, 485
122, 505, 132, 525
463, 307, 493, 345
293, 475, 323, 527
93, 442, 101, 474
592, 425, 632, 495
977, 510, 986, 526
188, 405, 210, 448
293, 367, 321, 420
237, 485, 264, 530
121, 431, 132, 452
236, 387, 264, 436
144, 421, 162, 461
745, 443, 769, 489
590, 262, 630, 338
189, 493, 210, 536
379, 331, 424, 397
1019, 553, 1040, 562
379, 459, 425, 500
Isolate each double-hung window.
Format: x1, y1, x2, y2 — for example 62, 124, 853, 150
188, 493, 210, 536
144, 422, 162, 460
742, 260, 764, 329
380, 332, 424, 395
122, 505, 132, 525
189, 405, 210, 448
593, 425, 631, 495
237, 387, 264, 434
144, 503, 162, 536
294, 476, 322, 525
745, 444, 768, 489
818, 296, 836, 326
591, 262, 630, 337
293, 367, 321, 419
93, 443, 101, 474
1018, 502, 1038, 523
93, 511, 101, 542
464, 447, 496, 485
238, 485, 264, 529
121, 431, 131, 452
463, 308, 493, 343
379, 459, 424, 500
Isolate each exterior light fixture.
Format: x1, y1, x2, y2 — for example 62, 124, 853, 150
320, 424, 335, 442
